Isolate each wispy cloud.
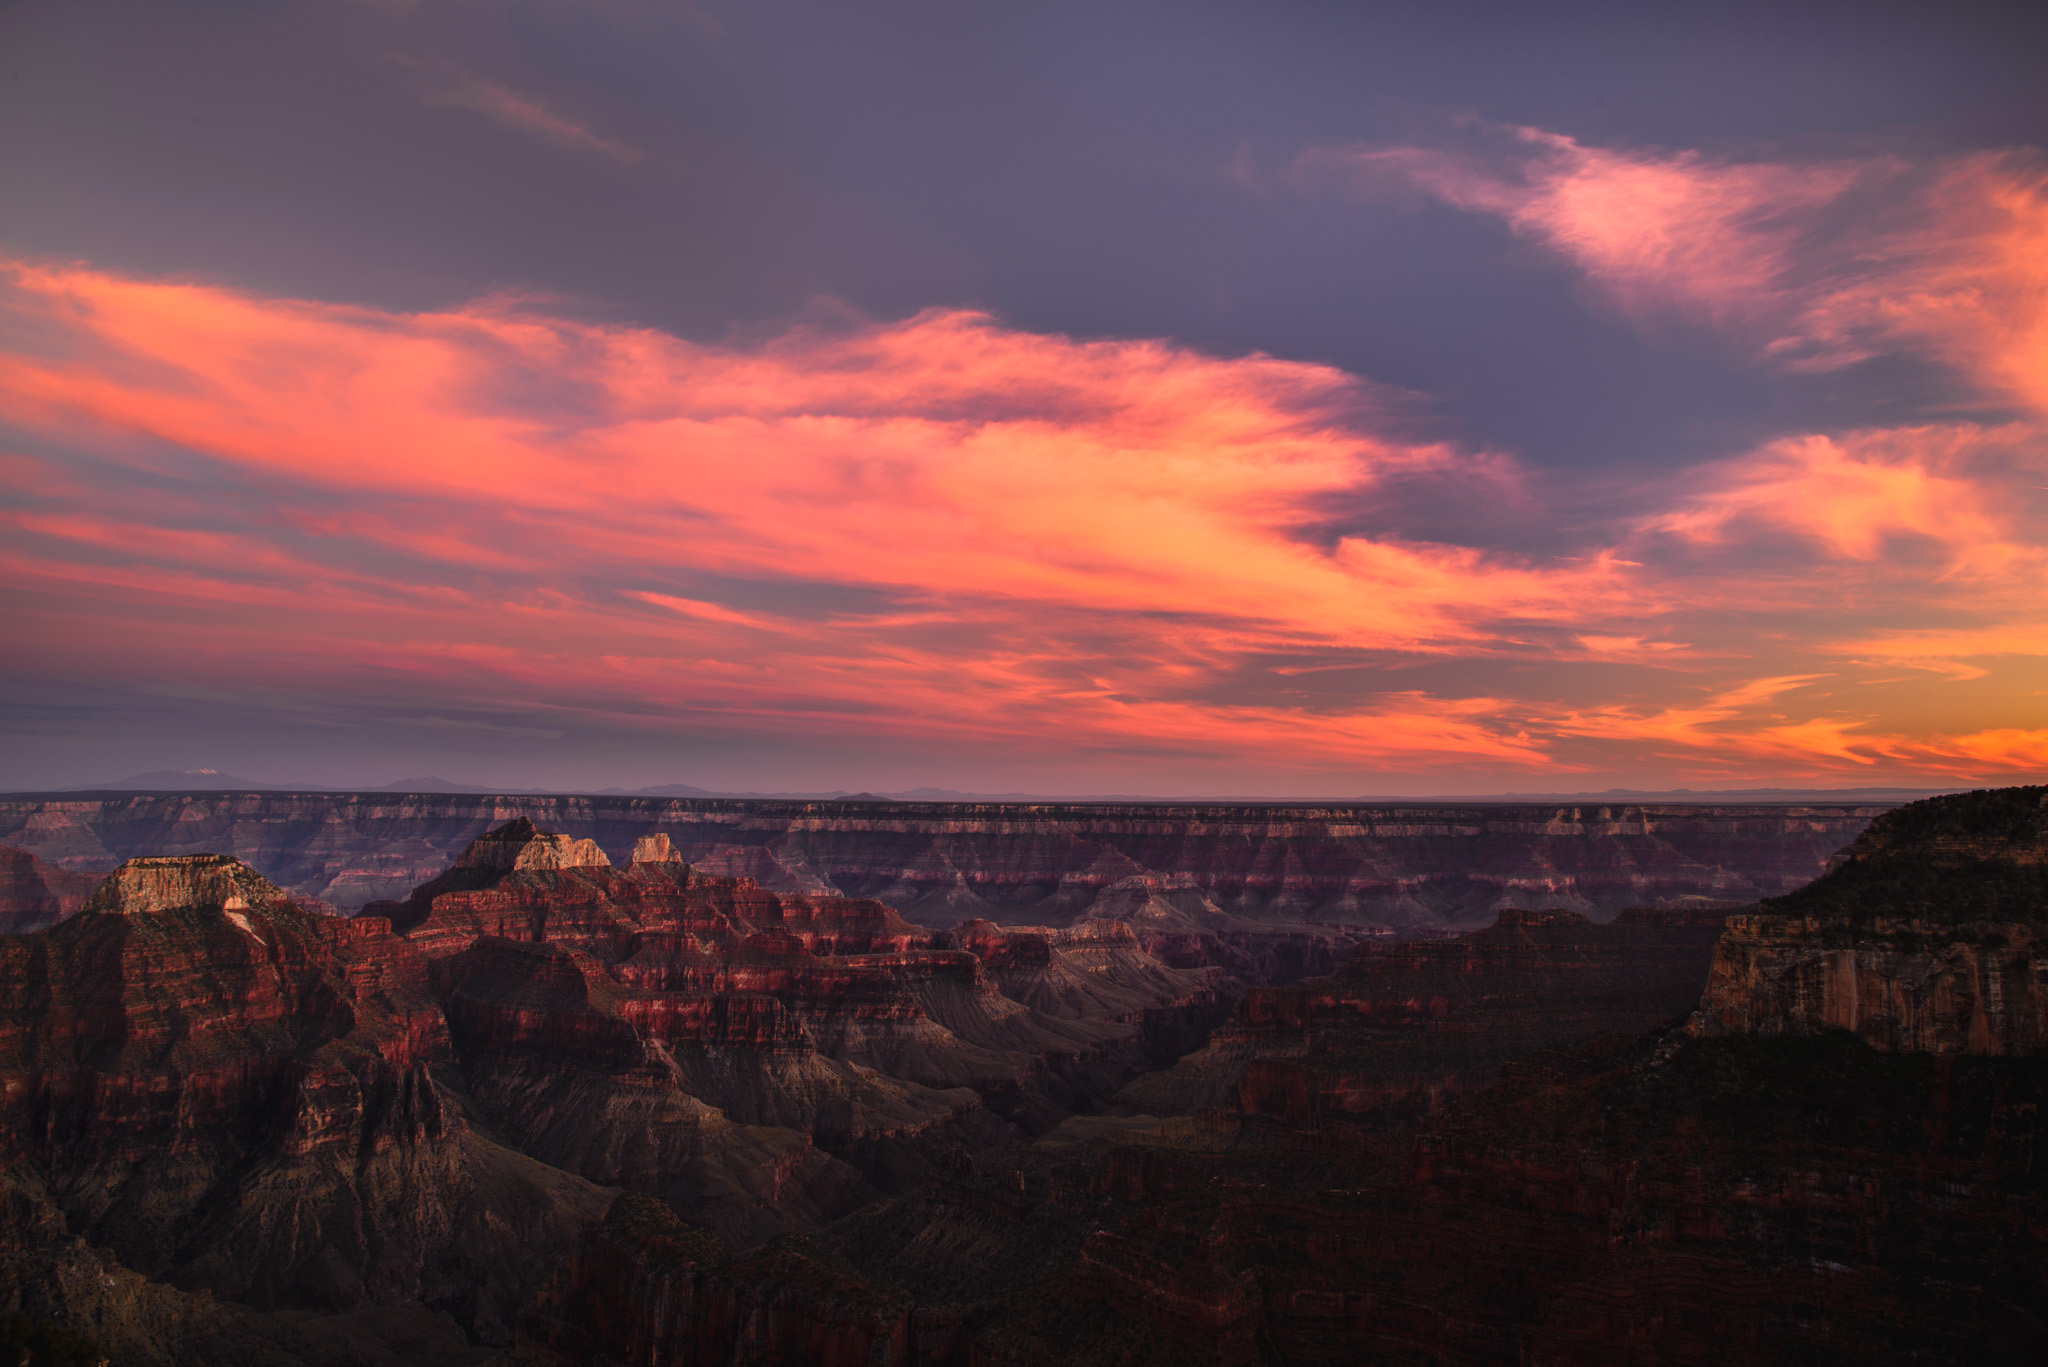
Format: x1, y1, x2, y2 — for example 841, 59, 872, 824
1, 253, 2044, 785
390, 55, 643, 165
1291, 125, 2048, 417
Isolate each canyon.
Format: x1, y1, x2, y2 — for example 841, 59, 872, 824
0, 792, 1884, 933
521, 786, 2047, 1366
0, 787, 2040, 1364
0, 816, 1222, 1363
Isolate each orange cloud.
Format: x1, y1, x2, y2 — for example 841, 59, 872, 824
1309, 130, 1860, 328
1534, 675, 2048, 780
0, 261, 1624, 656
0, 258, 1630, 777
1651, 424, 2045, 577
2, 255, 2044, 789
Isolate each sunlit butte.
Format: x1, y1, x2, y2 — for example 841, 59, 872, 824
1, 3, 2043, 796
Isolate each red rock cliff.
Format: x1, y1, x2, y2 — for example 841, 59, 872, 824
1692, 785, 2048, 1054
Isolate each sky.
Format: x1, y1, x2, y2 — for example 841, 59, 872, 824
2, 0, 2046, 797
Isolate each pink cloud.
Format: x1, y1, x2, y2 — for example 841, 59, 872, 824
1304, 128, 2048, 417
2, 256, 2045, 787
391, 56, 643, 165
0, 258, 1622, 776
1650, 423, 2045, 577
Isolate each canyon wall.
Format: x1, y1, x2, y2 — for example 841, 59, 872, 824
0, 792, 1885, 931
11, 790, 2042, 1365
1692, 785, 2048, 1054
520, 787, 2048, 1366
1122, 905, 1728, 1128
0, 845, 99, 934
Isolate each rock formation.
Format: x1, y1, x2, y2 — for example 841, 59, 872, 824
1692, 785, 2048, 1054
520, 787, 2048, 1366
0, 852, 610, 1361
11, 791, 2046, 1365
0, 819, 1223, 1363
0, 792, 1881, 930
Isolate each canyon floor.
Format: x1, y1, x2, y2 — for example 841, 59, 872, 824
0, 789, 2040, 1364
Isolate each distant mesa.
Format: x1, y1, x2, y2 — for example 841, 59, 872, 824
1441, 784, 1966, 804
80, 852, 301, 918
0, 789, 1888, 923
375, 776, 502, 794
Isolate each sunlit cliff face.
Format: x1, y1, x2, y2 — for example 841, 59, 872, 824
1, 121, 2044, 793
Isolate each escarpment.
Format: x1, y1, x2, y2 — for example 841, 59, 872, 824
1692, 785, 2048, 1054
0, 791, 1882, 931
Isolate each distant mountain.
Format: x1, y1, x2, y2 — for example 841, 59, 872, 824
69, 769, 295, 791
612, 783, 860, 799
376, 776, 502, 794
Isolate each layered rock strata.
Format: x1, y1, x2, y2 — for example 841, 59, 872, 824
9, 788, 2045, 1365
0, 792, 1882, 930
370, 822, 1223, 1151
1692, 785, 2048, 1054
0, 854, 611, 1359
1121, 905, 1727, 1128
0, 820, 1222, 1364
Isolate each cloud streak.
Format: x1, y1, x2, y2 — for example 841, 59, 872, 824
1299, 126, 2048, 416
392, 56, 644, 164
0, 247, 2044, 788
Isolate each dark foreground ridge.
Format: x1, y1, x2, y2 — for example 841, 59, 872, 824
0, 788, 2040, 1364
0, 790, 1886, 929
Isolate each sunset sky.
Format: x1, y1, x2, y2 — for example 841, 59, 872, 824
3, 1, 2046, 796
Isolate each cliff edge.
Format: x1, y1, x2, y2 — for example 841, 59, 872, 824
1692, 785, 2048, 1054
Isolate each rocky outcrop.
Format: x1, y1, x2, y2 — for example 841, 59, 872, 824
0, 844, 101, 934
1120, 905, 1727, 1127
1692, 785, 2048, 1054
371, 823, 1220, 1147
0, 793, 1881, 929
2, 829, 1177, 1360
0, 854, 611, 1358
